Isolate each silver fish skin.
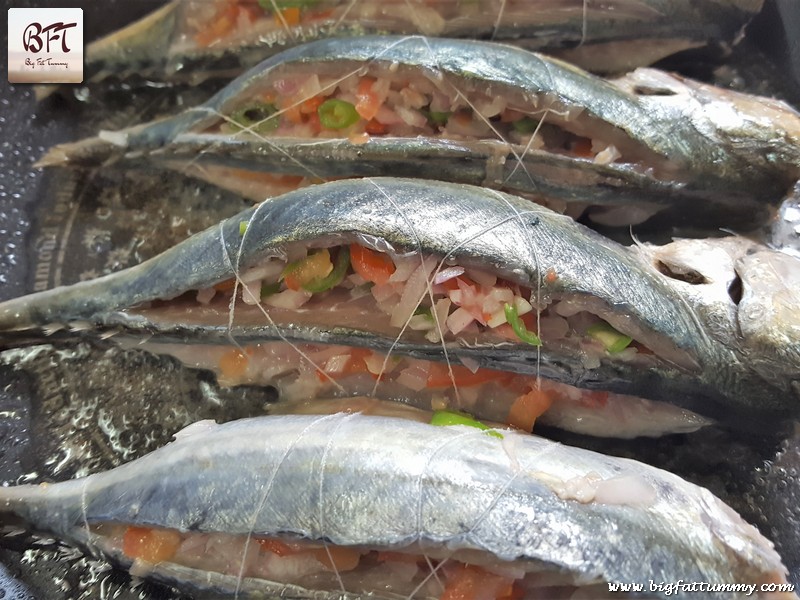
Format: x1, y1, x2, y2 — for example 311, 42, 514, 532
0, 413, 790, 599
0, 178, 796, 431
55, 0, 764, 92
39, 36, 800, 230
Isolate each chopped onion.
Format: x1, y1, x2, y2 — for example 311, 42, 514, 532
396, 363, 430, 392
396, 105, 428, 128
425, 298, 452, 343
371, 281, 399, 303
364, 352, 394, 376
241, 261, 284, 283
475, 95, 507, 118
433, 266, 464, 285
296, 74, 322, 101
446, 307, 475, 335
409, 314, 435, 331
196, 287, 216, 304
264, 289, 312, 309
322, 353, 350, 375
459, 356, 481, 373
389, 255, 418, 283
390, 257, 436, 328
400, 86, 427, 109
593, 144, 621, 165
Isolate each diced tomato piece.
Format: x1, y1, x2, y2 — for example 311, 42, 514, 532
122, 526, 182, 564
365, 118, 387, 135
306, 110, 322, 135
274, 6, 301, 26
256, 537, 297, 556
571, 137, 593, 157
306, 7, 335, 20
426, 363, 513, 389
226, 169, 298, 185
630, 341, 653, 354
219, 348, 249, 381
344, 347, 372, 375
350, 244, 396, 285
313, 546, 361, 572
237, 2, 262, 23
195, 2, 238, 47
451, 110, 473, 126
282, 100, 304, 125
507, 387, 553, 431
545, 268, 558, 283
441, 565, 517, 600
316, 348, 374, 382
355, 77, 382, 121
214, 278, 236, 292
301, 95, 325, 114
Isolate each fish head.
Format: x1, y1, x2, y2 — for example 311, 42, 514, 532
736, 249, 800, 403
643, 236, 800, 414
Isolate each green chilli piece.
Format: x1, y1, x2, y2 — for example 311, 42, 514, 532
260, 282, 281, 298
318, 99, 360, 130
230, 103, 279, 134
431, 410, 503, 439
587, 322, 632, 354
504, 303, 542, 346
239, 221, 248, 236
423, 110, 451, 126
413, 306, 433, 320
302, 247, 350, 293
512, 117, 539, 134
257, 0, 321, 12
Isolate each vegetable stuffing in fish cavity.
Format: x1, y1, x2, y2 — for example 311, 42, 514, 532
1, 178, 797, 437
65, 0, 765, 94
0, 413, 794, 599
39, 36, 800, 230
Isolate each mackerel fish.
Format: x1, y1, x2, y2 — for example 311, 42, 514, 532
0, 178, 796, 435
0, 412, 794, 599
38, 36, 800, 230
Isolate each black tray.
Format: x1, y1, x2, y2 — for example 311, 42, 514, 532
1, 2, 798, 598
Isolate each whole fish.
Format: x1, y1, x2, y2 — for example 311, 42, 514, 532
38, 36, 800, 230
0, 178, 796, 435
0, 412, 793, 599
53, 0, 764, 95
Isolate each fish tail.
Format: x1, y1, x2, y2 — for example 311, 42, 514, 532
0, 484, 41, 525
35, 135, 125, 168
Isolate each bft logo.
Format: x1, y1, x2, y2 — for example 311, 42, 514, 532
23, 21, 78, 54
8, 7, 84, 84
